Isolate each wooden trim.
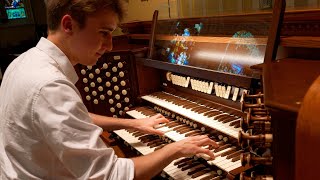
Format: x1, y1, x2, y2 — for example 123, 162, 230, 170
125, 34, 320, 48
280, 36, 320, 48
136, 57, 254, 89
156, 35, 268, 45
263, 0, 286, 64
122, 10, 320, 42
148, 10, 158, 59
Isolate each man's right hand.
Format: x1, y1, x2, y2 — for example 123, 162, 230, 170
166, 135, 219, 160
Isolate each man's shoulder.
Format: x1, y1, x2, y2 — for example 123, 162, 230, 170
7, 48, 69, 90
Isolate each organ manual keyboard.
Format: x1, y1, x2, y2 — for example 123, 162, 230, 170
75, 0, 320, 179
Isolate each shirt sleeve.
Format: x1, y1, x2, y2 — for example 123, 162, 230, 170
32, 78, 134, 180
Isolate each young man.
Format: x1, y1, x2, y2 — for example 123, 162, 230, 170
0, 0, 218, 179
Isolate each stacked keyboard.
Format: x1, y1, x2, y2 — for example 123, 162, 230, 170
113, 92, 252, 179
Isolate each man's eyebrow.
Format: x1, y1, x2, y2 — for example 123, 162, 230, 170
100, 26, 116, 32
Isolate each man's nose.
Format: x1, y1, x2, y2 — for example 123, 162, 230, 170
102, 36, 113, 52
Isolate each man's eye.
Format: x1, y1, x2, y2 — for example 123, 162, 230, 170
101, 31, 111, 37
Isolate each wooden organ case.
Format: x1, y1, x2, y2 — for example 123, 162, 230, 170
74, 1, 320, 179
261, 1, 320, 180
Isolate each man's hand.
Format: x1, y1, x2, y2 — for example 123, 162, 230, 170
168, 135, 219, 160
134, 114, 169, 135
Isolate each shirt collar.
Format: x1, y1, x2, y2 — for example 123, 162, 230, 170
36, 37, 79, 84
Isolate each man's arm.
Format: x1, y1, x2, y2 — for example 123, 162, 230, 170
89, 113, 169, 135
131, 135, 218, 179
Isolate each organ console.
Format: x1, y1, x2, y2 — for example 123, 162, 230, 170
74, 0, 320, 179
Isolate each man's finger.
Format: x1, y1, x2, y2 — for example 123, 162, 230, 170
151, 129, 165, 136
154, 117, 169, 124
153, 113, 164, 119
196, 148, 215, 160
195, 137, 219, 148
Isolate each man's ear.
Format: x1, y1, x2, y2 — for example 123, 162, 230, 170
61, 14, 74, 34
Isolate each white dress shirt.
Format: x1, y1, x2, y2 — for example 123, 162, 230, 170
0, 38, 134, 180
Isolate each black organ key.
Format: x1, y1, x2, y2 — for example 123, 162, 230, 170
174, 157, 193, 166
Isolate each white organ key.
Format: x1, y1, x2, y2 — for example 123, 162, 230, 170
204, 82, 209, 93
232, 87, 240, 101
190, 79, 194, 90
126, 110, 147, 118
196, 80, 200, 91
220, 85, 225, 97
185, 77, 190, 87
221, 86, 226, 98
217, 85, 222, 97
200, 81, 204, 92
214, 83, 219, 97
207, 82, 214, 94
171, 75, 177, 85
224, 86, 232, 99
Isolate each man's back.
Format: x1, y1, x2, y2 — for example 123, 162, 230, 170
0, 38, 134, 180
0, 44, 76, 178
